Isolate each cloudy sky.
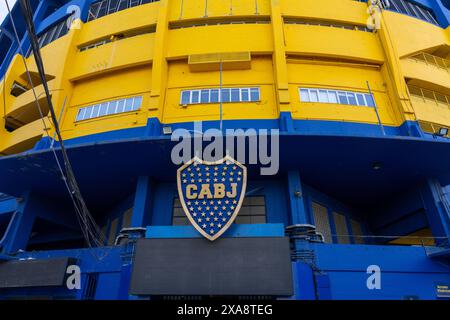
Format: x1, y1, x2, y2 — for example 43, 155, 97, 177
0, 0, 17, 25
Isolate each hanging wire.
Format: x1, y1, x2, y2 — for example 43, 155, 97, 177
4, 0, 107, 254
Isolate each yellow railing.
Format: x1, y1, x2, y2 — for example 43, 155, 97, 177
410, 52, 450, 72
408, 84, 450, 110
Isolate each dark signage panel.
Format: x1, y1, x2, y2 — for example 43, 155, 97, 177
130, 237, 293, 296
0, 257, 71, 288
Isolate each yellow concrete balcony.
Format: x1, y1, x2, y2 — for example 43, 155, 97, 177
4, 80, 56, 131
168, 0, 271, 21
69, 33, 156, 81
0, 117, 51, 156
402, 54, 450, 94
408, 85, 450, 128
79, 1, 159, 46
280, 0, 368, 26
284, 23, 383, 64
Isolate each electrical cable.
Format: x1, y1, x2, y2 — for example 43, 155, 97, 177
5, 0, 106, 252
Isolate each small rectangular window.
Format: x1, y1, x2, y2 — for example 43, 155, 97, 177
356, 93, 366, 106
327, 91, 338, 103
107, 101, 117, 114
365, 94, 375, 107
191, 91, 200, 104
181, 91, 190, 105
309, 90, 319, 102
99, 103, 108, 116
231, 88, 240, 102
124, 98, 134, 112
241, 88, 250, 102
337, 92, 349, 105
347, 92, 357, 105
115, 99, 124, 113
84, 107, 93, 120
91, 105, 100, 118
210, 89, 219, 103
76, 108, 86, 121
200, 90, 210, 103
250, 88, 260, 101
300, 89, 310, 102
221, 89, 230, 102
132, 96, 142, 110
318, 90, 329, 103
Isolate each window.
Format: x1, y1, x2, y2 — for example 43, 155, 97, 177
350, 220, 365, 244
75, 96, 142, 122
312, 202, 332, 243
333, 212, 350, 244
299, 87, 376, 107
380, 0, 438, 25
180, 87, 261, 105
172, 196, 266, 225
87, 0, 159, 22
27, 14, 72, 56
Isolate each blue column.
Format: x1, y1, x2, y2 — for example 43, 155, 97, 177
131, 176, 154, 227
287, 171, 308, 225
1, 191, 37, 254
420, 179, 450, 247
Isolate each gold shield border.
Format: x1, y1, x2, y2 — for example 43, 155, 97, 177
177, 156, 248, 241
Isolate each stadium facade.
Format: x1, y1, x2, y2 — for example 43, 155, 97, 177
0, 0, 449, 299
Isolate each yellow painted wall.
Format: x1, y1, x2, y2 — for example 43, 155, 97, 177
1, 1, 450, 155
163, 57, 277, 123
288, 60, 397, 125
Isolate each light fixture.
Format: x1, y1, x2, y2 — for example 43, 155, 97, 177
435, 127, 449, 137
372, 162, 382, 171
162, 126, 172, 135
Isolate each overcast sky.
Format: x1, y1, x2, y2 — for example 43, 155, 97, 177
0, 0, 17, 25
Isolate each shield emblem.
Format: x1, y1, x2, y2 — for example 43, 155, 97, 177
177, 156, 247, 241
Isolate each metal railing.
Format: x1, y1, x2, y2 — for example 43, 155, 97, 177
410, 52, 450, 72
408, 84, 450, 110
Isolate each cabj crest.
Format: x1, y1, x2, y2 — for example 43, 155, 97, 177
177, 156, 247, 241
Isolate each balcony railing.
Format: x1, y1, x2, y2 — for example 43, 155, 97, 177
408, 85, 450, 110
410, 52, 450, 72
87, 0, 159, 22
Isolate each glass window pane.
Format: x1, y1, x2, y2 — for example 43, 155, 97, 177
221, 89, 230, 102
84, 106, 93, 119
231, 88, 240, 102
117, 99, 125, 113
124, 98, 134, 112
347, 92, 357, 105
76, 108, 86, 121
356, 93, 366, 106
365, 94, 375, 107
91, 104, 100, 118
118, 0, 129, 11
300, 89, 309, 102
309, 89, 319, 102
337, 92, 349, 105
250, 88, 260, 101
133, 96, 142, 110
210, 89, 219, 103
200, 90, 209, 103
327, 91, 338, 103
241, 88, 249, 102
107, 101, 117, 114
99, 102, 108, 116
318, 90, 329, 103
181, 91, 190, 104
191, 91, 200, 104
97, 0, 108, 18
